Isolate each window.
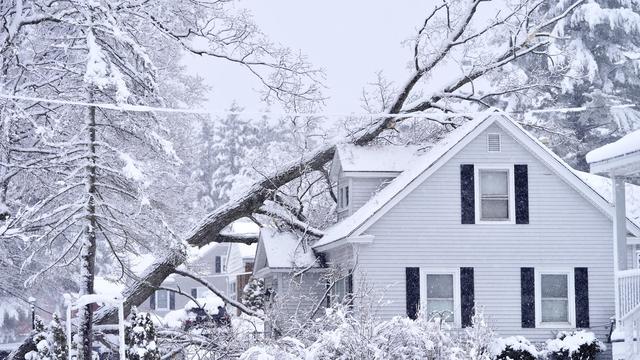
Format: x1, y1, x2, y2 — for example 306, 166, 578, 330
330, 277, 347, 305
338, 185, 350, 210
215, 255, 227, 273
229, 281, 237, 300
536, 270, 575, 327
476, 167, 514, 222
155, 290, 170, 310
196, 287, 213, 298
420, 270, 460, 325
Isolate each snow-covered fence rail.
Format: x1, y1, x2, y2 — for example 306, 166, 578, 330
618, 269, 640, 319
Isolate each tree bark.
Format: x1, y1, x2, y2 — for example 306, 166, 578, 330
77, 92, 98, 360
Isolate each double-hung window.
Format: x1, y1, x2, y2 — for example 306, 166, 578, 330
155, 289, 170, 310
421, 270, 460, 325
536, 269, 575, 327
476, 167, 514, 222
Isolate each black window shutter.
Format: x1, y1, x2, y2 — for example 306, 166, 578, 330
169, 291, 176, 310
514, 164, 529, 224
215, 256, 221, 273
521, 267, 535, 328
346, 273, 354, 307
460, 267, 475, 327
406, 267, 420, 320
191, 288, 197, 298
150, 291, 156, 310
460, 164, 475, 224
575, 267, 590, 328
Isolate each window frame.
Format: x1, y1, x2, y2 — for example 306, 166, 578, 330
222, 255, 228, 273
419, 268, 461, 327
535, 268, 575, 328
337, 180, 351, 212
155, 289, 171, 310
474, 165, 516, 224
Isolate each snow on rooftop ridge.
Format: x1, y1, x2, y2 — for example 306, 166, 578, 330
336, 144, 424, 173
315, 111, 495, 248
574, 170, 640, 227
586, 128, 640, 163
261, 227, 319, 268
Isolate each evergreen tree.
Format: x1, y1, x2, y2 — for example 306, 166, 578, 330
241, 277, 265, 313
515, 0, 640, 170
125, 308, 160, 360
25, 314, 67, 360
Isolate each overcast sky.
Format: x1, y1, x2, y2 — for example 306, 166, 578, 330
184, 0, 433, 114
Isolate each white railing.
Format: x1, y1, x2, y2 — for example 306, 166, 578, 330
618, 269, 640, 318
617, 269, 640, 360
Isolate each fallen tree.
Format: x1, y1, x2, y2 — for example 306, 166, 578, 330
8, 0, 584, 358
92, 0, 585, 325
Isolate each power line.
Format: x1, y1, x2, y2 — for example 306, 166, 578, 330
0, 93, 637, 119
0, 287, 56, 317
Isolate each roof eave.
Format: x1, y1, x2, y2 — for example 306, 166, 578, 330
589, 150, 640, 176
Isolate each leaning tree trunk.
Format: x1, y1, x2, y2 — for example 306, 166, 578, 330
77, 92, 98, 360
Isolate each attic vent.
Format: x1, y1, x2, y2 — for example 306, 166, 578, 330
487, 133, 501, 152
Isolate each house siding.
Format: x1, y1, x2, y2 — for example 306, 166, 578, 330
348, 123, 618, 347
337, 175, 393, 221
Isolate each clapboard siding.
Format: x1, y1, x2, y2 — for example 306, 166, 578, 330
337, 176, 393, 220
345, 123, 616, 345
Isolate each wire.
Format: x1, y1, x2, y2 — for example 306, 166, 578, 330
0, 287, 56, 317
0, 93, 637, 118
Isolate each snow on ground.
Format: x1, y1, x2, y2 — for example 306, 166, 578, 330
260, 228, 319, 268
587, 128, 640, 163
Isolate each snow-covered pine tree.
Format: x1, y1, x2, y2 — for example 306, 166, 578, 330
125, 308, 160, 360
25, 314, 66, 360
241, 277, 265, 312
512, 0, 640, 170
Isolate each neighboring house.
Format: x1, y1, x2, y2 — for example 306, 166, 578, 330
139, 220, 259, 317
253, 110, 640, 353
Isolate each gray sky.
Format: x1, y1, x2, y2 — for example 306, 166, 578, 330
184, 0, 433, 114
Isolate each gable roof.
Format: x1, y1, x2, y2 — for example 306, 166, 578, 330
334, 144, 424, 173
256, 228, 319, 269
314, 109, 640, 250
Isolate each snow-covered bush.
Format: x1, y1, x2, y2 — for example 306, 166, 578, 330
240, 337, 306, 360
25, 314, 68, 360
242, 277, 266, 312
490, 336, 538, 360
125, 308, 160, 360
544, 330, 604, 360
374, 315, 454, 360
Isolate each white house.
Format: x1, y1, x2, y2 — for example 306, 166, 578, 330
254, 110, 640, 356
587, 128, 640, 360
138, 219, 258, 317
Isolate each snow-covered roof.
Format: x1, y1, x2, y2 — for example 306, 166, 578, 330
587, 129, 640, 164
237, 243, 257, 260
315, 111, 494, 248
260, 228, 319, 268
574, 171, 640, 227
314, 110, 640, 250
335, 144, 423, 173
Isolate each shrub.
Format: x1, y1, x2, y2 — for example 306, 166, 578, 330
545, 331, 604, 360
490, 336, 538, 360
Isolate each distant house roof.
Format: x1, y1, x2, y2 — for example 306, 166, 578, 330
334, 144, 424, 173
257, 228, 319, 270
587, 129, 640, 175
587, 129, 640, 163
237, 243, 257, 260
314, 109, 640, 250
